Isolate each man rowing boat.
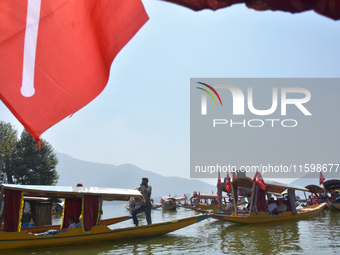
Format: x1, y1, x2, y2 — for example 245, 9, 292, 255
132, 177, 152, 226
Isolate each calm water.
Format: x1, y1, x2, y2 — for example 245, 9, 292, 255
5, 202, 340, 255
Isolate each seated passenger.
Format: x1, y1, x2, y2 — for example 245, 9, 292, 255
68, 216, 78, 228
336, 191, 340, 202
276, 199, 287, 213
268, 198, 278, 214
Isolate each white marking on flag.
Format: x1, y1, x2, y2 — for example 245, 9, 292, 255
21, 0, 41, 97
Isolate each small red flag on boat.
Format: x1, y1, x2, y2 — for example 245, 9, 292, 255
217, 172, 222, 187
225, 172, 232, 193
320, 172, 325, 185
253, 170, 267, 190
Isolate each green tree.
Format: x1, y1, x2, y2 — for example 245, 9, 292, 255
0, 120, 18, 183
14, 130, 59, 185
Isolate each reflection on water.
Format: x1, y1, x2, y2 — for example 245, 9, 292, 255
6, 202, 340, 255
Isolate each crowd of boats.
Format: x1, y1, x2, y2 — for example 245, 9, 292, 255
0, 173, 339, 251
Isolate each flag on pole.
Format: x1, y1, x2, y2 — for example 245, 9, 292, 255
0, 0, 148, 144
253, 170, 267, 190
320, 172, 325, 185
225, 172, 232, 193
217, 171, 221, 187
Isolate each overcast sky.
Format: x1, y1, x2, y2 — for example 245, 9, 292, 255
1, 1, 340, 186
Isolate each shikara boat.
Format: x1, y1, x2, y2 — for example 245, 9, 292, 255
184, 194, 230, 211
322, 179, 340, 211
124, 197, 161, 213
0, 184, 211, 250
161, 196, 177, 211
213, 177, 326, 223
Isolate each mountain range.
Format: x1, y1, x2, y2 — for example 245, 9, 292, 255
55, 152, 216, 197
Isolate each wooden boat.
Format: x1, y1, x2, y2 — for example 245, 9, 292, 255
213, 177, 327, 223
184, 194, 229, 211
0, 184, 211, 250
161, 196, 177, 211
124, 197, 162, 213
322, 179, 340, 211
303, 184, 327, 206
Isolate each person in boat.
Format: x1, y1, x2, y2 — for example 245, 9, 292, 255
211, 198, 218, 205
276, 199, 287, 213
335, 191, 340, 202
224, 199, 233, 213
331, 192, 337, 203
132, 177, 152, 226
29, 216, 78, 236
268, 198, 278, 213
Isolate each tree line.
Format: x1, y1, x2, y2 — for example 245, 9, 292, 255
0, 120, 58, 185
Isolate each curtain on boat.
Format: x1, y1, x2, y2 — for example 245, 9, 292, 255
61, 198, 82, 229
3, 189, 24, 232
30, 202, 52, 226
288, 189, 297, 215
256, 188, 267, 212
82, 195, 101, 233
252, 185, 267, 213
232, 183, 238, 213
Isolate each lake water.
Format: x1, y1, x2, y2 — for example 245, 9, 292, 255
6, 202, 340, 255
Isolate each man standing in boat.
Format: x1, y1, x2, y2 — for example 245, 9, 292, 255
132, 177, 152, 226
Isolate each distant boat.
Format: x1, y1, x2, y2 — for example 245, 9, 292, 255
184, 194, 230, 211
322, 179, 340, 211
0, 184, 211, 250
161, 196, 177, 211
213, 177, 327, 223
124, 197, 161, 213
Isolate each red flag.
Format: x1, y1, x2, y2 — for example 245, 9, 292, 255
225, 172, 232, 193
320, 172, 325, 185
198, 192, 201, 200
253, 170, 267, 190
0, 0, 148, 143
217, 172, 221, 187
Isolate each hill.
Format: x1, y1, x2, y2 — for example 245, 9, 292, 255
55, 152, 216, 197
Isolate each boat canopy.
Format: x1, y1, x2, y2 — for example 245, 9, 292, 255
175, 196, 187, 201
323, 179, 340, 191
2, 184, 143, 201
0, 184, 144, 233
190, 194, 229, 200
230, 177, 308, 194
161, 196, 176, 201
305, 184, 324, 194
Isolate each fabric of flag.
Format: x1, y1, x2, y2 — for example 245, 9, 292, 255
253, 170, 267, 190
217, 172, 222, 187
0, 0, 148, 144
198, 192, 201, 200
225, 172, 232, 193
320, 172, 325, 185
